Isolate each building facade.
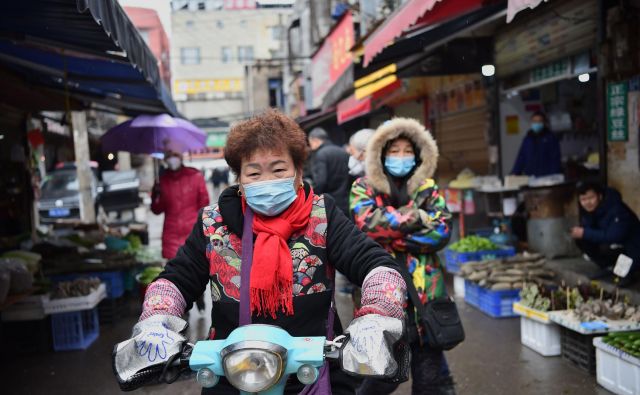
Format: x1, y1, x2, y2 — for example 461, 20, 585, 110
171, 0, 292, 121
124, 7, 172, 87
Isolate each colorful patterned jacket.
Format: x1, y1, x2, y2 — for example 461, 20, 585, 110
350, 117, 452, 304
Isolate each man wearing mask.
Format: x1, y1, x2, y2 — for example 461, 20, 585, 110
347, 128, 375, 179
511, 111, 562, 177
571, 182, 640, 286
152, 150, 210, 260
308, 127, 351, 215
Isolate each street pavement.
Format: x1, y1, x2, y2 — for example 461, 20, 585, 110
0, 284, 612, 395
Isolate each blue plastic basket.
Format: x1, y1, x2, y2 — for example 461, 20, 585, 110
51, 271, 125, 299
479, 288, 520, 318
51, 308, 99, 351
464, 280, 520, 318
445, 246, 516, 274
463, 280, 481, 308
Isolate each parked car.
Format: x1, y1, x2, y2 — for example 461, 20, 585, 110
37, 164, 141, 224
37, 165, 100, 223
98, 170, 141, 214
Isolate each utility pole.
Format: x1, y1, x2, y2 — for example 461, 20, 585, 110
72, 111, 96, 223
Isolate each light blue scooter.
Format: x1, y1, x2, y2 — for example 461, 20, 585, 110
188, 324, 334, 394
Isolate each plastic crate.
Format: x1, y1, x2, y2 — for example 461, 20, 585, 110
464, 280, 519, 318
478, 287, 520, 318
520, 316, 561, 356
561, 328, 597, 374
51, 271, 125, 299
445, 246, 516, 274
594, 337, 640, 395
43, 283, 106, 314
464, 280, 481, 308
51, 308, 100, 351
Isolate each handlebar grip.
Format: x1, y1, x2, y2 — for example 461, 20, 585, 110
115, 363, 167, 392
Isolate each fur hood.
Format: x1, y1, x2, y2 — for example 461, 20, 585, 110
365, 117, 439, 196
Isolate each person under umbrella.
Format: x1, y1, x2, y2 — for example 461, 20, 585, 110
152, 149, 209, 311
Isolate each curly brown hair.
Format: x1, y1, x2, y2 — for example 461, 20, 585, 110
225, 109, 309, 175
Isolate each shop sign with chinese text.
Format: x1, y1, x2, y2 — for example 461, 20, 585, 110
311, 12, 354, 108
608, 82, 628, 142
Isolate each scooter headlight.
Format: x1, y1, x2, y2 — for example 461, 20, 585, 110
221, 342, 286, 393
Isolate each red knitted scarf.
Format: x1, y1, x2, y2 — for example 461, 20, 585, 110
243, 186, 313, 318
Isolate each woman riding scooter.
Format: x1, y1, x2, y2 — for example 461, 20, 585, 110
113, 109, 407, 394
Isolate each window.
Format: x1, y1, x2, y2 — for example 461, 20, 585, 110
268, 78, 283, 108
180, 47, 201, 65
271, 25, 285, 40
221, 46, 233, 63
237, 46, 254, 62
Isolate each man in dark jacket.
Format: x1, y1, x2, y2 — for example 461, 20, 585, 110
571, 182, 640, 286
512, 112, 562, 177
308, 127, 351, 215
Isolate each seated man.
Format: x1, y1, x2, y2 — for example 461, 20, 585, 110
571, 182, 640, 286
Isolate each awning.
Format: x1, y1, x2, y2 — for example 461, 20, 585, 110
362, 0, 487, 67
0, 0, 177, 115
296, 107, 337, 131
338, 79, 402, 125
337, 95, 371, 125
363, 0, 442, 67
360, 3, 506, 75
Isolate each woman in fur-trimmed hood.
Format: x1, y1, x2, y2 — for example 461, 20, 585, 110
351, 117, 456, 395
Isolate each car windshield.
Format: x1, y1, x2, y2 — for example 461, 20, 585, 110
41, 171, 79, 193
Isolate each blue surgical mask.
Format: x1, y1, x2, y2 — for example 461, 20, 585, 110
385, 156, 416, 177
243, 176, 297, 216
531, 122, 545, 133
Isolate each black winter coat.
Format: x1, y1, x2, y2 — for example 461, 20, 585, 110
580, 188, 640, 262
156, 184, 398, 394
310, 142, 351, 215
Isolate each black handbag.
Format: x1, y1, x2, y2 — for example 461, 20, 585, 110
395, 254, 465, 350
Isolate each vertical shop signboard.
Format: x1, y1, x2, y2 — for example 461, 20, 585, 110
608, 82, 628, 142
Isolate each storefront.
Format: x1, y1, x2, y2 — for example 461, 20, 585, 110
495, 0, 601, 180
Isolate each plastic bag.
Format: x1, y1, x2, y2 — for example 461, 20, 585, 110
0, 258, 33, 293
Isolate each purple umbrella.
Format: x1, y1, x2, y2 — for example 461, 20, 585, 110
101, 114, 207, 154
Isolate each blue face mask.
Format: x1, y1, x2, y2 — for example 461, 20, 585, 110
531, 122, 545, 133
385, 156, 416, 177
243, 176, 297, 216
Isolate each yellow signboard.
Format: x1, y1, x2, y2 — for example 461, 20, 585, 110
173, 78, 244, 94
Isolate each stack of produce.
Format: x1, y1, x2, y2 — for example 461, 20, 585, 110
573, 299, 640, 322
602, 332, 640, 358
459, 253, 555, 291
449, 236, 498, 253
519, 283, 583, 311
51, 277, 101, 299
